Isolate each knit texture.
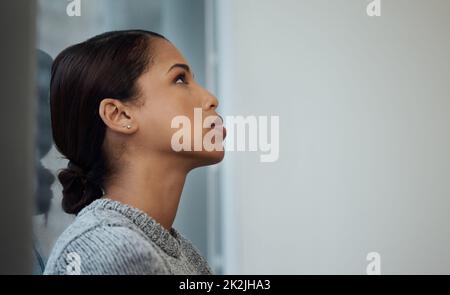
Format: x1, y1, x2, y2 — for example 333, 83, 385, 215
43, 198, 213, 275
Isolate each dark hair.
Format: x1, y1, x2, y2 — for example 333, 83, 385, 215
50, 30, 166, 215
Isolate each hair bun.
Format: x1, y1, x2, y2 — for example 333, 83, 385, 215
67, 161, 87, 184
58, 161, 99, 214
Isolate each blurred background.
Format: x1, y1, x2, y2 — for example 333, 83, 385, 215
1, 0, 450, 274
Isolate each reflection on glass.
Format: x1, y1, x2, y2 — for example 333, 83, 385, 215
33, 49, 54, 274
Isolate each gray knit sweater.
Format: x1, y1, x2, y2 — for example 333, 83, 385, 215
43, 198, 213, 275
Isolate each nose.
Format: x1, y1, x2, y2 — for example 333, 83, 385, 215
202, 88, 219, 111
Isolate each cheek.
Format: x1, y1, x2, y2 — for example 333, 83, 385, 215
139, 99, 193, 150
137, 85, 216, 153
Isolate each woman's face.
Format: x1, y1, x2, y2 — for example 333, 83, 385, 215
120, 38, 226, 169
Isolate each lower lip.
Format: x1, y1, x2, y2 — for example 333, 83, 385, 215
212, 125, 227, 139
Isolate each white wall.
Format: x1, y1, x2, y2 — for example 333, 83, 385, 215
218, 0, 450, 274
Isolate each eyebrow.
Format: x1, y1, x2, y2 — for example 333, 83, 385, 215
167, 63, 194, 78
167, 63, 190, 73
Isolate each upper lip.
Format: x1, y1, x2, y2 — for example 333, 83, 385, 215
209, 114, 227, 139
210, 114, 224, 128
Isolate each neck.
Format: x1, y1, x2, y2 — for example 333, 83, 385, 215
102, 153, 190, 231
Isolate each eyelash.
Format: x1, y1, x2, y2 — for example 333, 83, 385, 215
175, 73, 188, 85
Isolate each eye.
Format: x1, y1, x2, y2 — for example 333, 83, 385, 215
175, 73, 187, 85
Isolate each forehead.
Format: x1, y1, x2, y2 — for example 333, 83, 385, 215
149, 38, 188, 71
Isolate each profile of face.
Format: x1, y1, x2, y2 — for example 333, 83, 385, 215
99, 38, 226, 171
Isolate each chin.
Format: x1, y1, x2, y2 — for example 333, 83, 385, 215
186, 149, 225, 169
205, 149, 225, 164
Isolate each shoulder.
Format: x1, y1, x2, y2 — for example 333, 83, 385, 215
44, 208, 168, 275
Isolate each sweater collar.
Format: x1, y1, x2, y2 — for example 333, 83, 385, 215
80, 198, 182, 258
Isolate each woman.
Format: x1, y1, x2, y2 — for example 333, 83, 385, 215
44, 30, 226, 275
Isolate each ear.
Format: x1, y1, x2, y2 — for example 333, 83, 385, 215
98, 98, 138, 133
